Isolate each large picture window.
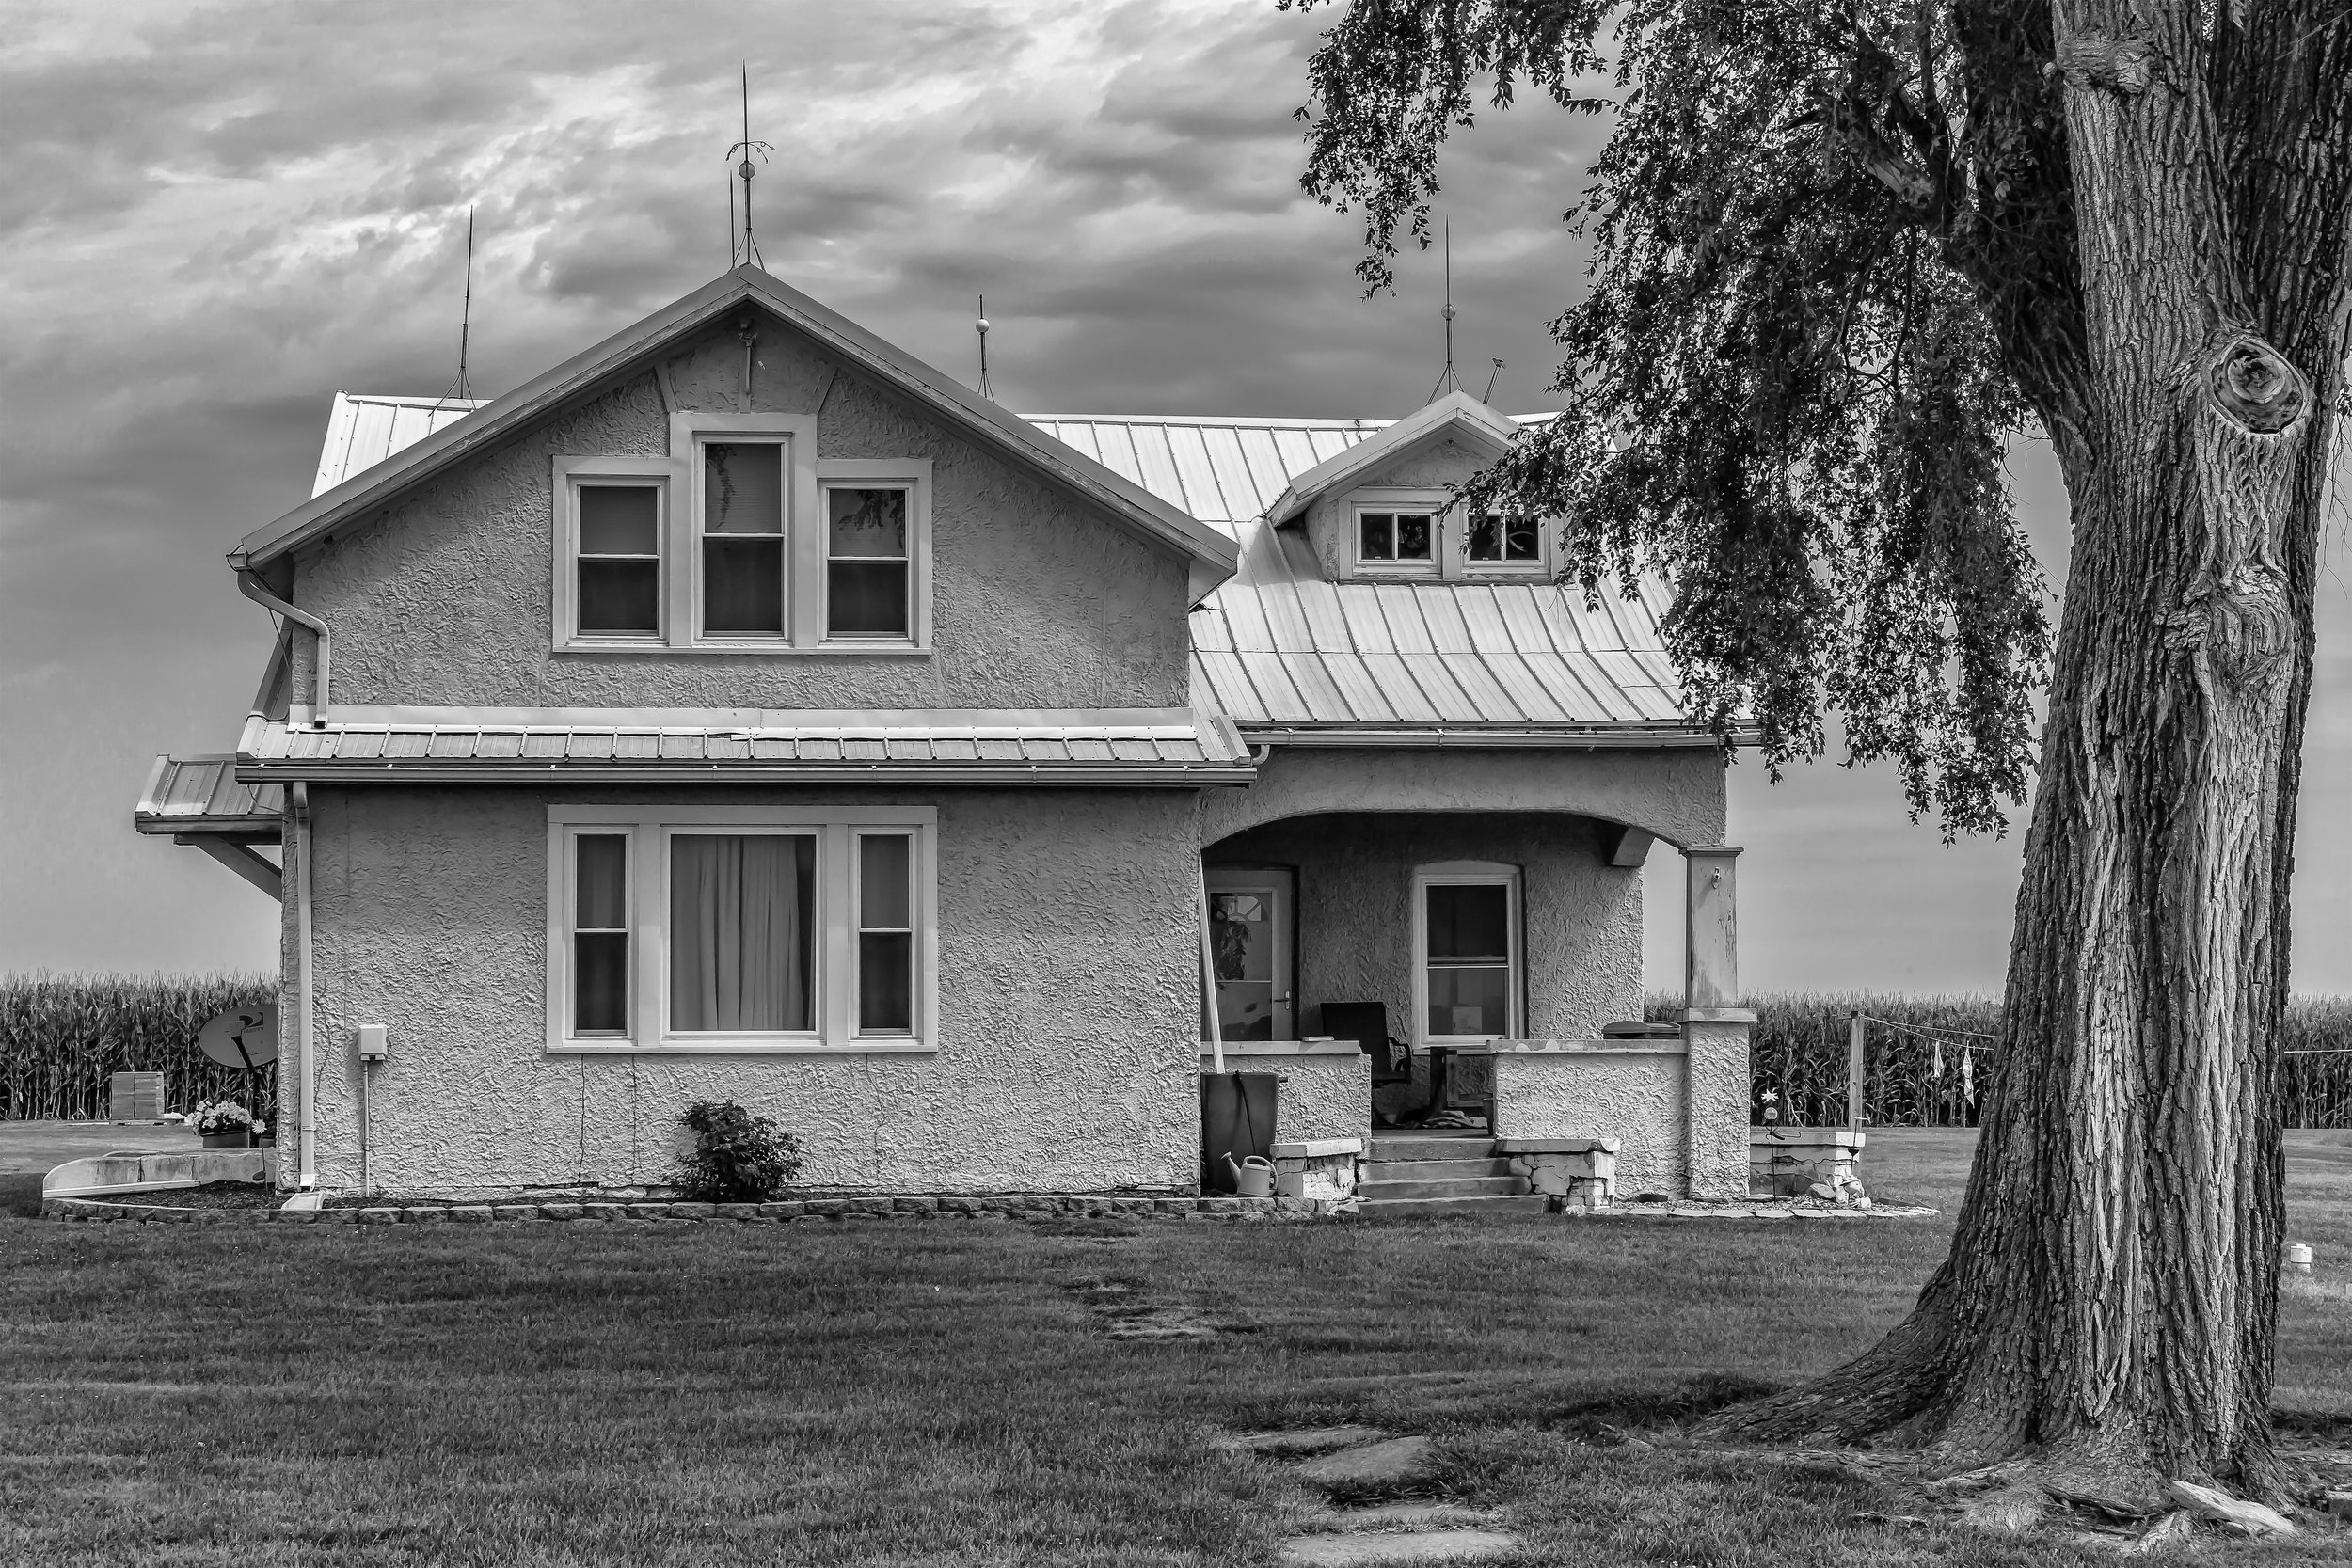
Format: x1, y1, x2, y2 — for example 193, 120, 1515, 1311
546, 807, 936, 1052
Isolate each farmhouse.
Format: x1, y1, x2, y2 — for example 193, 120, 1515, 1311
135, 265, 1755, 1208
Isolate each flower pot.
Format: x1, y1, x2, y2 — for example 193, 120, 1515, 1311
199, 1132, 249, 1149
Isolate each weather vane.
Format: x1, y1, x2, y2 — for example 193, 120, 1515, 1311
976, 295, 993, 401
727, 64, 772, 269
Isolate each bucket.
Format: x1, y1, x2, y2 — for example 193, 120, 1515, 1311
2284, 1243, 2313, 1276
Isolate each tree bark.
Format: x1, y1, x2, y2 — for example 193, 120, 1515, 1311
1706, 1, 2347, 1513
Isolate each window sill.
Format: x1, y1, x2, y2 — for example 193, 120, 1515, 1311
547, 1039, 939, 1055
550, 643, 932, 658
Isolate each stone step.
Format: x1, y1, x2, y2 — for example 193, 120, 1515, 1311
1359, 1156, 1515, 1182
1358, 1175, 1528, 1201
1366, 1136, 1498, 1164
1357, 1194, 1553, 1217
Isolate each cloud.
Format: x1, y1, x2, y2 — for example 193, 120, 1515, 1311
8, 0, 2346, 992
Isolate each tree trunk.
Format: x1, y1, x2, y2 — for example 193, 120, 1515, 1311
1706, 2, 2344, 1513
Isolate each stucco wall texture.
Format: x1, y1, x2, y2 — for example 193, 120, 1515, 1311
285, 784, 1205, 1196
282, 315, 1192, 713
1207, 810, 1644, 1044
1493, 1051, 1690, 1196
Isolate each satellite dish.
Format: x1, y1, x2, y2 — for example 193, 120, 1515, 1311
199, 1006, 278, 1071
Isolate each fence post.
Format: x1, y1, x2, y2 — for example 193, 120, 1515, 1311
1848, 1012, 1865, 1132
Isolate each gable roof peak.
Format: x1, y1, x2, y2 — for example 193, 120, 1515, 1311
1263, 388, 1522, 525
232, 265, 1236, 602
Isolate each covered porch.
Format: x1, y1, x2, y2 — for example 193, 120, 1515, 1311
1194, 747, 1752, 1206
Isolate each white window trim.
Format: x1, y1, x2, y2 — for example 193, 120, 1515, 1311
817, 459, 933, 650
549, 418, 932, 655
544, 804, 939, 1053
1411, 860, 1523, 1047
552, 457, 684, 651
1350, 490, 1446, 579
558, 823, 635, 1039
1346, 487, 1554, 583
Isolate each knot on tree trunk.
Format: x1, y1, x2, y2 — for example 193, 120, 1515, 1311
2163, 563, 2295, 689
2204, 334, 2308, 435
2051, 34, 2159, 94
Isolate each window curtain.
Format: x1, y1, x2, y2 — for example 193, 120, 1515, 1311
670, 834, 814, 1032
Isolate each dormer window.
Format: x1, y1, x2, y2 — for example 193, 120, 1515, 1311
1466, 511, 1541, 565
1359, 509, 1435, 566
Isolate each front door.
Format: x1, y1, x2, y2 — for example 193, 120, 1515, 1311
1206, 864, 1295, 1041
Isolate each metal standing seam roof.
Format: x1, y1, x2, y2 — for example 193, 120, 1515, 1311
135, 756, 285, 834
1029, 413, 1692, 735
298, 399, 1694, 739
231, 708, 1253, 782
311, 394, 486, 498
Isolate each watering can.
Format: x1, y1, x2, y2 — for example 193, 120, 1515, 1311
1223, 1153, 1276, 1198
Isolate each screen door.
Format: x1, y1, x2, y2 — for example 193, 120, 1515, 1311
1205, 864, 1295, 1041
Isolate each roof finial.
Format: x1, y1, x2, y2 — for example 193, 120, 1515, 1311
1427, 217, 1460, 404
727, 64, 772, 269
976, 295, 994, 401
433, 206, 477, 413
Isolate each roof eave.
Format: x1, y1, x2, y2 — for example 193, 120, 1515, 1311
1265, 391, 1523, 525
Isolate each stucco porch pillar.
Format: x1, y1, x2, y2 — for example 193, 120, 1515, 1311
1681, 846, 1754, 1200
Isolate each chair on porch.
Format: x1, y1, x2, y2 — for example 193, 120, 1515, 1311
1322, 1002, 1412, 1085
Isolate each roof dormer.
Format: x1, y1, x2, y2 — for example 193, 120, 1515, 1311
1261, 391, 1553, 583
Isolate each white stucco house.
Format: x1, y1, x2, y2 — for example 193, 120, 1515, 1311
135, 265, 1754, 1210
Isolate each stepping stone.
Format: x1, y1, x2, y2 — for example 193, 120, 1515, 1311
1329, 1502, 1491, 1530
1295, 1435, 1434, 1489
1230, 1426, 1388, 1457
1278, 1529, 1518, 1565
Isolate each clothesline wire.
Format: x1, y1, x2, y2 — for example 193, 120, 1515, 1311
1851, 1012, 1998, 1046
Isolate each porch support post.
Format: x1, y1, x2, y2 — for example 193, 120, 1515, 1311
1680, 846, 1754, 1201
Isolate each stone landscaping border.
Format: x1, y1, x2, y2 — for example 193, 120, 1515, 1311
40, 1193, 1939, 1226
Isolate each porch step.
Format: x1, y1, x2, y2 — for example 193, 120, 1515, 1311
1358, 1175, 1528, 1202
1363, 1157, 1516, 1182
1368, 1135, 1500, 1164
1358, 1194, 1554, 1218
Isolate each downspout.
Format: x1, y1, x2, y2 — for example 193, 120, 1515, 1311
238, 569, 330, 728
293, 782, 317, 1189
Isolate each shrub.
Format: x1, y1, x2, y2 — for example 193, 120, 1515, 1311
671, 1100, 803, 1202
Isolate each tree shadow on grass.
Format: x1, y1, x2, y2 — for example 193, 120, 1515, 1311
1543, 1373, 1787, 1439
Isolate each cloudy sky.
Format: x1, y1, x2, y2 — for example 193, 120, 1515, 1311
4, 0, 2349, 996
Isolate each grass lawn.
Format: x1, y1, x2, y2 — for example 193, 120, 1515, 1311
1, 1130, 2348, 1567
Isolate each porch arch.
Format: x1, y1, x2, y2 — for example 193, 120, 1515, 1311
1197, 744, 1727, 852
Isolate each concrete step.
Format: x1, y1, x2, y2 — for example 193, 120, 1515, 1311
1367, 1136, 1498, 1164
1361, 1157, 1515, 1182
1357, 1194, 1554, 1218
1358, 1175, 1528, 1201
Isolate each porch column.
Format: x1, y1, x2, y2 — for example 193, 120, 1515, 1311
1680, 846, 1754, 1200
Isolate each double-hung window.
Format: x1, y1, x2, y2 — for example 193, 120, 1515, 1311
1414, 862, 1521, 1043
553, 419, 930, 652
548, 807, 936, 1052
699, 440, 787, 636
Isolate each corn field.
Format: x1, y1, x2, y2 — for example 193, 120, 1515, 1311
1647, 991, 2352, 1130
0, 973, 277, 1122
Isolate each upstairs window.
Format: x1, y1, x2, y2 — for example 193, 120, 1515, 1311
1466, 511, 1541, 565
554, 427, 930, 653
1359, 510, 1435, 566
575, 484, 662, 637
826, 486, 912, 640
700, 441, 787, 637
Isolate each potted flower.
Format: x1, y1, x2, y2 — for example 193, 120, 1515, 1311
191, 1101, 255, 1149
